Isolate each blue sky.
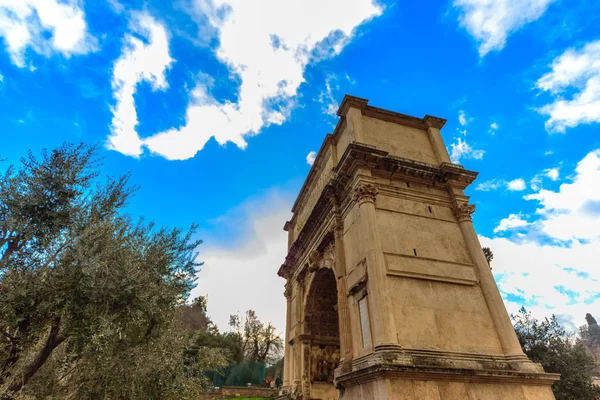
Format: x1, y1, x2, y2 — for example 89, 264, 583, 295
1, 0, 599, 334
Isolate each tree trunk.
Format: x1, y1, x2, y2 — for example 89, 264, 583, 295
0, 321, 64, 400
0, 318, 30, 380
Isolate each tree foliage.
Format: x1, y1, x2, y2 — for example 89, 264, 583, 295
580, 313, 600, 377
0, 144, 227, 399
482, 247, 493, 265
513, 308, 599, 400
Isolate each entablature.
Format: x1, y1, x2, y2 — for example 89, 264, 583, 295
278, 142, 479, 280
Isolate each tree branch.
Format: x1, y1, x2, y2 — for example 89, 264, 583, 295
1, 319, 65, 400
0, 240, 18, 269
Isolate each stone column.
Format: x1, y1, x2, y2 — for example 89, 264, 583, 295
292, 278, 303, 388
301, 340, 311, 398
353, 183, 399, 349
333, 223, 354, 371
424, 116, 451, 164
453, 202, 525, 357
283, 281, 292, 388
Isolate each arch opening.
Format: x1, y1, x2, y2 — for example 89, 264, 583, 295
304, 268, 340, 398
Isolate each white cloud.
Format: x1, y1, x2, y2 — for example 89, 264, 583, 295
477, 175, 552, 192
530, 174, 543, 191
318, 73, 350, 118
545, 167, 560, 181
525, 149, 600, 241
106, 0, 125, 14
507, 178, 526, 191
190, 190, 293, 334
110, 0, 383, 160
306, 150, 317, 166
453, 0, 555, 56
458, 109, 468, 126
489, 122, 499, 134
494, 213, 530, 233
449, 137, 484, 163
0, 0, 96, 67
477, 166, 561, 192
481, 235, 600, 331
475, 179, 504, 191
107, 12, 173, 157
483, 149, 600, 329
0, 72, 3, 82
449, 110, 483, 163
536, 40, 600, 132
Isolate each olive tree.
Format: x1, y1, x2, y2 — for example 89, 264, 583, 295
0, 144, 225, 399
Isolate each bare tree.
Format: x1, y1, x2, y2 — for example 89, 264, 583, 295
229, 310, 283, 364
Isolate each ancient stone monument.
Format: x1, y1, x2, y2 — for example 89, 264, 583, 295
277, 95, 559, 399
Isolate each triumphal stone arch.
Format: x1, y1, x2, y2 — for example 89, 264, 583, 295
277, 95, 559, 400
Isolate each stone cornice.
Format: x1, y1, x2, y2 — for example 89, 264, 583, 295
335, 143, 478, 190
423, 115, 446, 129
336, 94, 369, 117
335, 363, 560, 387
336, 348, 559, 387
335, 95, 447, 131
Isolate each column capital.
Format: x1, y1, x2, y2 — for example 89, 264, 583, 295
332, 216, 344, 238
353, 183, 379, 205
453, 202, 476, 222
284, 281, 292, 300
296, 269, 307, 289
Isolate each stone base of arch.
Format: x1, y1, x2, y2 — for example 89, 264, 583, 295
333, 349, 558, 400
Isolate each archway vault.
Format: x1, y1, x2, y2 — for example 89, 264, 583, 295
302, 267, 340, 399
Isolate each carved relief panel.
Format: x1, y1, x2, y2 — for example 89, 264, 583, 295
310, 345, 341, 383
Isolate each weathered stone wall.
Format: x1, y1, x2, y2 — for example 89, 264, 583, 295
361, 115, 438, 164
375, 192, 504, 354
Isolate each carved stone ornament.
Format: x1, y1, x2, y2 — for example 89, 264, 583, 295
284, 281, 292, 300
321, 242, 335, 270
302, 344, 311, 396
308, 250, 322, 272
453, 203, 476, 222
302, 375, 310, 397
333, 218, 344, 239
296, 269, 307, 289
353, 183, 379, 205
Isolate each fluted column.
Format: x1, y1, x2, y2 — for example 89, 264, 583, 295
353, 183, 399, 349
453, 202, 525, 357
333, 222, 354, 370
282, 281, 292, 388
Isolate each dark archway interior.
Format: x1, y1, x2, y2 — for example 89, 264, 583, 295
305, 268, 340, 384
